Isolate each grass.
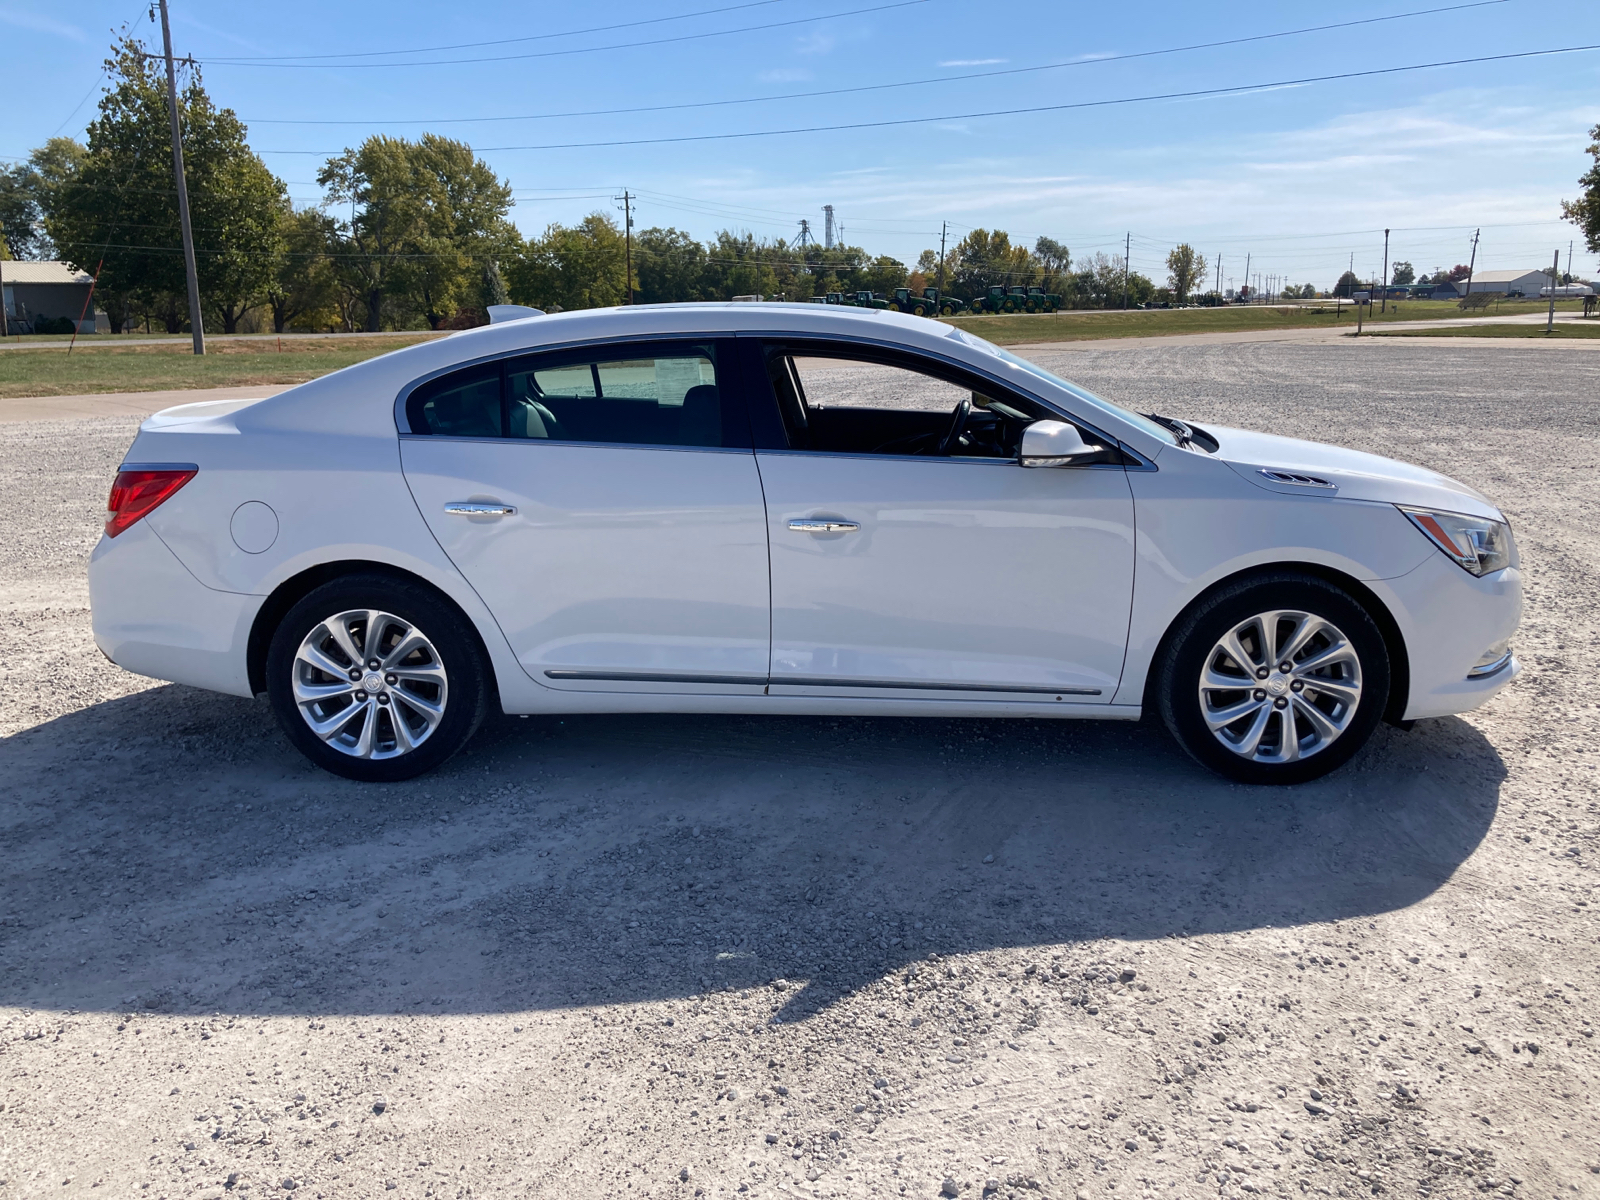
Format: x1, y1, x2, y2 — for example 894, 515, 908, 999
0, 333, 444, 399
1364, 321, 1600, 339
937, 299, 1586, 346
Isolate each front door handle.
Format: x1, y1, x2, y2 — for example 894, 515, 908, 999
445, 501, 516, 517
788, 518, 860, 534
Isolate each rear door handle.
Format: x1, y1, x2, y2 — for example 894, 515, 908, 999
445, 501, 516, 517
788, 518, 860, 533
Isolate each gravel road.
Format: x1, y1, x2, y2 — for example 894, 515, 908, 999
0, 340, 1596, 1200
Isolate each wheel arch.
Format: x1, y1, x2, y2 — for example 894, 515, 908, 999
246, 559, 501, 707
1140, 561, 1411, 725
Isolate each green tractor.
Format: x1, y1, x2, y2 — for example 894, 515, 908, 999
886, 287, 937, 316
842, 290, 890, 310
922, 287, 965, 316
1025, 285, 1063, 313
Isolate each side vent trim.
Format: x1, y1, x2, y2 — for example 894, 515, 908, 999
1259, 468, 1336, 490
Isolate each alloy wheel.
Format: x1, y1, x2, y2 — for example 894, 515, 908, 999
1196, 609, 1362, 763
290, 608, 449, 759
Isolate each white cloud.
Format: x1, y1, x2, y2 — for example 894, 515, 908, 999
939, 58, 1006, 67
0, 7, 84, 40
759, 68, 813, 83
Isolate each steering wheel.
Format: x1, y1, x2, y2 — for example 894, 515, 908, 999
938, 397, 971, 455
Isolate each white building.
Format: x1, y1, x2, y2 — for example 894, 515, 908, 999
1463, 268, 1557, 297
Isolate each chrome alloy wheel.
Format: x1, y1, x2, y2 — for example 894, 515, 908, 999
291, 609, 448, 759
1197, 609, 1362, 764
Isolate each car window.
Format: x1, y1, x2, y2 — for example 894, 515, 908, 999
407, 362, 502, 439
404, 342, 740, 449
762, 343, 1048, 459
506, 345, 728, 447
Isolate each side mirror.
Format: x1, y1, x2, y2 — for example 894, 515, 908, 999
1019, 419, 1103, 467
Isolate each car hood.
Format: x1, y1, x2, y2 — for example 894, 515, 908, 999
1204, 425, 1504, 520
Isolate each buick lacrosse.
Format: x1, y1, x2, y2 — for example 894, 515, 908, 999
90, 304, 1520, 784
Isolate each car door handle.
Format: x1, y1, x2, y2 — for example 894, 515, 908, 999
445, 502, 516, 517
788, 518, 860, 533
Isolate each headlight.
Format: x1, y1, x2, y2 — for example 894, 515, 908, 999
1398, 506, 1514, 576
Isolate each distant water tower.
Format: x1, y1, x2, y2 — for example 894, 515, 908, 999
823, 205, 835, 250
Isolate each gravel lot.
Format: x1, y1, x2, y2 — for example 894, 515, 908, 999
1, 340, 1596, 1200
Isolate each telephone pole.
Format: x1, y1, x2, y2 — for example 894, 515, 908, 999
158, 0, 204, 354
1243, 252, 1250, 303
1380, 228, 1390, 314
937, 220, 947, 295
1546, 248, 1560, 333
1122, 231, 1130, 310
615, 190, 635, 304
1465, 228, 1479, 299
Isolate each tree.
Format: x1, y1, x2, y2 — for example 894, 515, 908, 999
1390, 261, 1415, 286
46, 38, 284, 332
636, 226, 706, 304
318, 134, 514, 330
949, 228, 1033, 300
510, 213, 628, 311
1165, 243, 1206, 303
263, 205, 338, 332
1561, 122, 1600, 254
1332, 270, 1361, 298
0, 138, 86, 260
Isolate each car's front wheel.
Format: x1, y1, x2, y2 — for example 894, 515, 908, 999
1156, 573, 1390, 784
266, 575, 491, 781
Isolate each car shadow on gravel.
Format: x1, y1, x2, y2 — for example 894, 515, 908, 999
0, 683, 1505, 1020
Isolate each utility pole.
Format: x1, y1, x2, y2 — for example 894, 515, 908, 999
1546, 249, 1560, 333
1243, 252, 1250, 304
1215, 253, 1222, 299
1380, 228, 1390, 314
1122, 231, 1130, 310
0, 254, 8, 339
616, 190, 635, 304
1567, 239, 1573, 283
937, 220, 947, 295
158, 0, 204, 354
1465, 228, 1479, 299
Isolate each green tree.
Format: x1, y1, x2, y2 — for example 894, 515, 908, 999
1390, 261, 1415, 286
318, 133, 514, 330
1332, 270, 1361, 298
47, 38, 284, 332
0, 138, 86, 260
264, 204, 338, 332
950, 229, 1033, 300
1561, 122, 1600, 254
636, 226, 706, 303
509, 213, 628, 311
1165, 243, 1207, 303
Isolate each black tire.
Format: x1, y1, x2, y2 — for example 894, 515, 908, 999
1154, 572, 1390, 785
266, 574, 491, 782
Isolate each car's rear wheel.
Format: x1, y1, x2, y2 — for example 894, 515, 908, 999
1156, 573, 1390, 784
266, 575, 490, 781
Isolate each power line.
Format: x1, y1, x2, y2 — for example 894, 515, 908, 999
213, 0, 791, 62
238, 0, 1513, 124
202, 0, 932, 69
256, 44, 1600, 155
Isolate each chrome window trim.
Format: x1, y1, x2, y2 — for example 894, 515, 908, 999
396, 432, 755, 456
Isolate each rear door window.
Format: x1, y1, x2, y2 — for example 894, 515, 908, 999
506, 344, 733, 447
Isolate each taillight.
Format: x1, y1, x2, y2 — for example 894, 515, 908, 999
105, 465, 197, 538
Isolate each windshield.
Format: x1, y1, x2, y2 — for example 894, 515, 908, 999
944, 326, 1178, 445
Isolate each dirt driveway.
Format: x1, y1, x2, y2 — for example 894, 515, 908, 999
0, 339, 1596, 1200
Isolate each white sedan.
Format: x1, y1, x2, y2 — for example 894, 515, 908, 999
89, 304, 1521, 784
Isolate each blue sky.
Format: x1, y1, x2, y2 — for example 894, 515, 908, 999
3, 0, 1597, 287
